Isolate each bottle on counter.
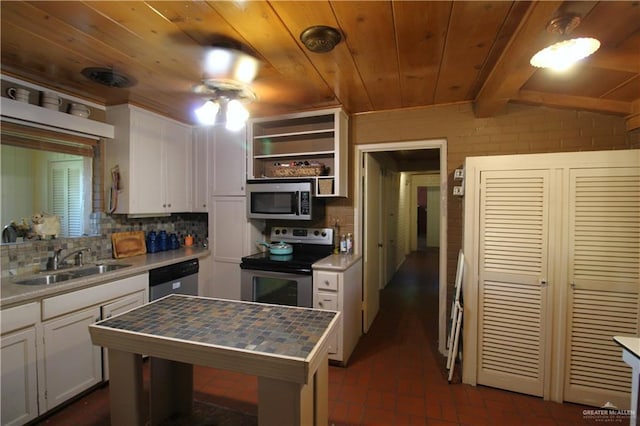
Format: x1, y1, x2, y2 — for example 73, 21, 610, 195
146, 231, 157, 253
339, 234, 347, 253
158, 230, 168, 251
346, 233, 353, 254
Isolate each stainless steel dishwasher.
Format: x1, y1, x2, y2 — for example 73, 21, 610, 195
149, 259, 199, 301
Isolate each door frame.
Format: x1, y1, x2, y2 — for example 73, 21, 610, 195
354, 139, 448, 354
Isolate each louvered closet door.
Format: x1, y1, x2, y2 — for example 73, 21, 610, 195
563, 167, 640, 409
477, 170, 550, 396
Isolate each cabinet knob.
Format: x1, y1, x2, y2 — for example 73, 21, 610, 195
319, 301, 324, 307
168, 203, 172, 208
324, 280, 330, 286
162, 204, 166, 208
202, 204, 206, 208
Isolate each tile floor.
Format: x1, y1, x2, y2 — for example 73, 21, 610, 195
39, 249, 606, 425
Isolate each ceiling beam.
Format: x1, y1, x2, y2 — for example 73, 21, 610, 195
515, 90, 631, 115
473, 1, 563, 118
588, 49, 640, 74
626, 100, 640, 132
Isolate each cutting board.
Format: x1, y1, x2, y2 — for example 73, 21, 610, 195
112, 231, 147, 258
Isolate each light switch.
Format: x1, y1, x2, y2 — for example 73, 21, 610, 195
454, 168, 464, 180
453, 186, 464, 196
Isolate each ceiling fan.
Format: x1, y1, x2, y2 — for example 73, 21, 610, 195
192, 47, 261, 130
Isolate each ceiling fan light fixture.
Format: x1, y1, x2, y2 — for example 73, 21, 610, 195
225, 99, 250, 131
530, 15, 600, 71
300, 26, 342, 53
195, 100, 220, 125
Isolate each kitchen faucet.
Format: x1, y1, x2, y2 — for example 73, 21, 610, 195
47, 247, 91, 271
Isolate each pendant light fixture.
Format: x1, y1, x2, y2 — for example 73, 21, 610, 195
530, 14, 600, 71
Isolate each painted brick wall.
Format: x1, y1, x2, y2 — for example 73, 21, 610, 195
349, 101, 637, 297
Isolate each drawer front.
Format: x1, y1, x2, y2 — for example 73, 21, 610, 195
315, 271, 339, 292
315, 292, 338, 311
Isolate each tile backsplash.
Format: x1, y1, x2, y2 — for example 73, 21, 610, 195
1, 212, 207, 277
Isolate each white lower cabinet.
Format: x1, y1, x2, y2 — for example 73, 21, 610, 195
42, 306, 102, 411
0, 273, 149, 423
0, 303, 40, 426
313, 257, 362, 365
40, 274, 147, 412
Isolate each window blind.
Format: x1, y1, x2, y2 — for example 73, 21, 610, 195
1, 121, 96, 157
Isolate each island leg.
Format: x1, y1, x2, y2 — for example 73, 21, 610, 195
258, 376, 313, 425
257, 355, 329, 426
107, 349, 144, 426
149, 357, 193, 425
314, 356, 329, 425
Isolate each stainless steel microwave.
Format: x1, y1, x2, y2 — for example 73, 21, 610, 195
246, 179, 324, 221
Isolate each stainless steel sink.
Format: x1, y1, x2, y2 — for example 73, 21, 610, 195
14, 263, 132, 285
71, 264, 132, 277
15, 272, 76, 286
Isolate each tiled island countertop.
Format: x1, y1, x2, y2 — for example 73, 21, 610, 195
90, 295, 340, 425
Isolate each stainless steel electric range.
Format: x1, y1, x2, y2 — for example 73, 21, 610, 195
240, 227, 334, 308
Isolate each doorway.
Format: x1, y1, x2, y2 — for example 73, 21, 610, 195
355, 139, 448, 354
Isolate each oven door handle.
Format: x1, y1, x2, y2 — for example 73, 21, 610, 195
294, 191, 300, 216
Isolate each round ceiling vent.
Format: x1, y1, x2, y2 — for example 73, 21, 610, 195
81, 67, 136, 88
300, 26, 342, 53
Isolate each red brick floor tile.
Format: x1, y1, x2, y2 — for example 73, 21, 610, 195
365, 389, 397, 412
361, 406, 395, 425
339, 383, 368, 405
397, 394, 426, 417
345, 402, 366, 424
435, 402, 459, 424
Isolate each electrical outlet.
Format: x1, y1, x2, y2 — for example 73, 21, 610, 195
453, 186, 464, 196
454, 168, 464, 180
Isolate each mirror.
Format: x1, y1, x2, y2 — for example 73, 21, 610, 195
1, 144, 92, 241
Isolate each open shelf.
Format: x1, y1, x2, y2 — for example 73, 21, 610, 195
248, 108, 348, 197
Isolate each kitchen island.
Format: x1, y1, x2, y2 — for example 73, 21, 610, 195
89, 294, 340, 426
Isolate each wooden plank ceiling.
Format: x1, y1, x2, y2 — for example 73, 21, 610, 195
1, 1, 638, 127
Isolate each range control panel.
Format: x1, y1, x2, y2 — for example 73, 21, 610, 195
270, 227, 333, 246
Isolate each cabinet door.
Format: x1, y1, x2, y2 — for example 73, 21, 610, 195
209, 196, 251, 300
164, 121, 192, 212
1, 327, 39, 425
101, 291, 146, 380
563, 167, 640, 409
130, 110, 165, 213
314, 293, 338, 354
42, 306, 102, 411
210, 197, 248, 262
192, 126, 212, 212
211, 126, 246, 196
476, 169, 551, 397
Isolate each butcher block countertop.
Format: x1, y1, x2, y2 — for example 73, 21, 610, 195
1, 247, 209, 308
313, 253, 362, 272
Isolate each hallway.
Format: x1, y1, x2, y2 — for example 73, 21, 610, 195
39, 250, 597, 425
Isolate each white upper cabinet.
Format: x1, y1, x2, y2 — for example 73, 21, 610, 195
105, 105, 192, 214
248, 108, 348, 197
192, 126, 212, 211
211, 126, 247, 196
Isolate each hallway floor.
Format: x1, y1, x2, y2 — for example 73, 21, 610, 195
40, 250, 601, 425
